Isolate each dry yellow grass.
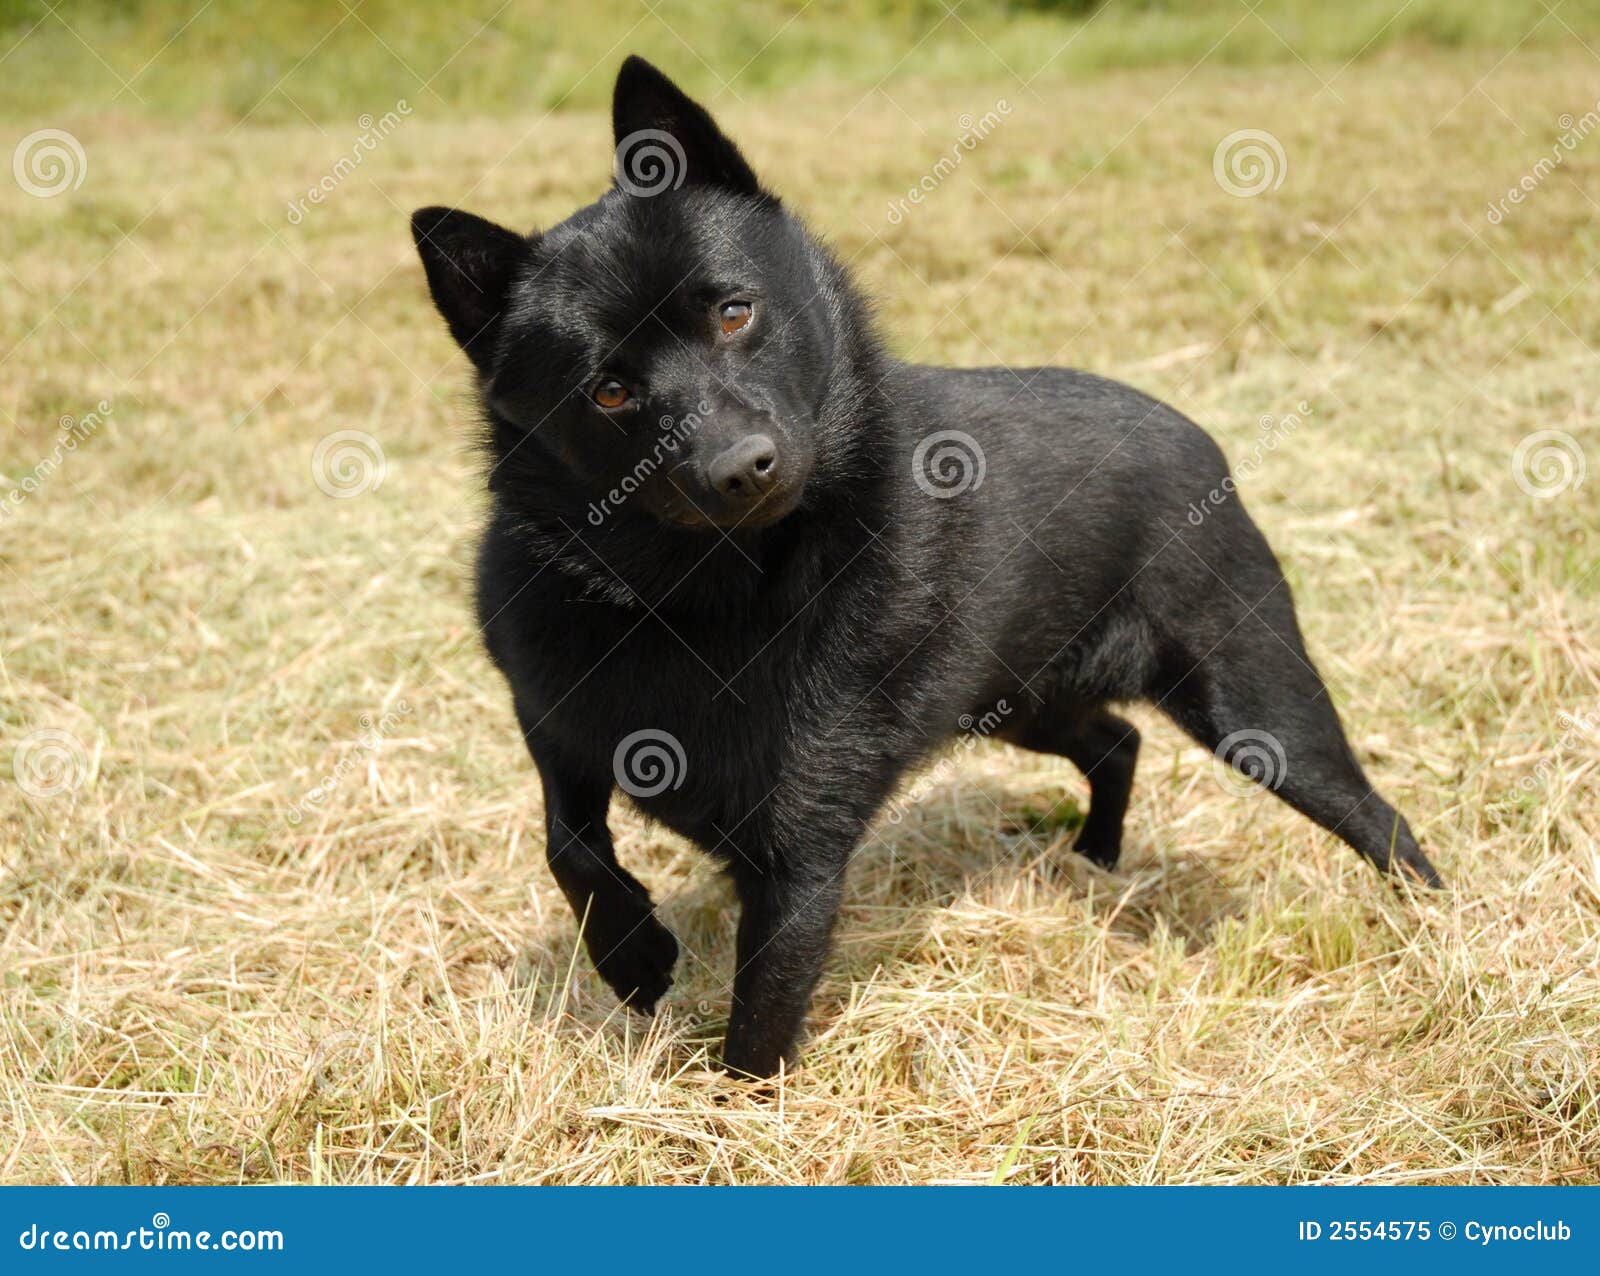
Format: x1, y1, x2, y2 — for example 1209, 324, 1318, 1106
2, 45, 1598, 1183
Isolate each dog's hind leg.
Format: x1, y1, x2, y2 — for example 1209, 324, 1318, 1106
1008, 705, 1141, 869
1153, 589, 1441, 889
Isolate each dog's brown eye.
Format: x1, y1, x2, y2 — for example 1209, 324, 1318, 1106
591, 378, 631, 409
719, 300, 753, 335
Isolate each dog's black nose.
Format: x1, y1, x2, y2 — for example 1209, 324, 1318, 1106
707, 435, 779, 500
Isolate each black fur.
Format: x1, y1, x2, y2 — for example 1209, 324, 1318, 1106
411, 56, 1441, 1079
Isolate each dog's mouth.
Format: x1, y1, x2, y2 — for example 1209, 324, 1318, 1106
663, 483, 803, 531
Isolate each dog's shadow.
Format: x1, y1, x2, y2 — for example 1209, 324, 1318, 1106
508, 771, 1248, 1054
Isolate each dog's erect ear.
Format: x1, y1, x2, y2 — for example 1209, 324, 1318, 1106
411, 206, 529, 370
611, 55, 762, 198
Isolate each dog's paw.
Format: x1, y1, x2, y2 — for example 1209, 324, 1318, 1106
719, 1040, 790, 1085
585, 899, 678, 1012
1072, 830, 1121, 871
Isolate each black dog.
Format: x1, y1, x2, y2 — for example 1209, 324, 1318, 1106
411, 56, 1440, 1079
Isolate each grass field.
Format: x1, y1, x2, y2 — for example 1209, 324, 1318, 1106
3, 1, 1599, 1184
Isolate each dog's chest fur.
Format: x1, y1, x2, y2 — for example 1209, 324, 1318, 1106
479, 517, 897, 852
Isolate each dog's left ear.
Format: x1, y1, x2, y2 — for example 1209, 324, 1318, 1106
411, 206, 530, 371
612, 55, 763, 197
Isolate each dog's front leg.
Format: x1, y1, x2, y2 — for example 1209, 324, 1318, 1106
529, 747, 678, 1012
722, 860, 848, 1079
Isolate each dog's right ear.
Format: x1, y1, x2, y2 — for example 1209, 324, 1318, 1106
411, 206, 530, 370
612, 55, 763, 197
